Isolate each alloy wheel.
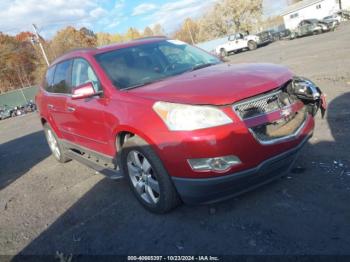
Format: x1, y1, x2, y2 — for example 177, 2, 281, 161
127, 150, 160, 205
46, 129, 61, 159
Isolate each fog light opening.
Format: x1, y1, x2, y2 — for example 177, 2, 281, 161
188, 156, 241, 172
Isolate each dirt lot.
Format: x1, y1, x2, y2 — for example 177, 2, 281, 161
1, 23, 350, 257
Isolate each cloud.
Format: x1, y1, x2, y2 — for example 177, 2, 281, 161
144, 0, 217, 33
0, 0, 106, 37
132, 3, 157, 16
90, 7, 107, 18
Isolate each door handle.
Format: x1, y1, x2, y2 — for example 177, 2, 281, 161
48, 104, 54, 110
67, 106, 76, 112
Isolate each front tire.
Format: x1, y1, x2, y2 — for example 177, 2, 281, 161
43, 123, 71, 163
120, 136, 181, 213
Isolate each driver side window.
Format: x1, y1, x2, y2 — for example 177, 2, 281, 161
71, 58, 101, 92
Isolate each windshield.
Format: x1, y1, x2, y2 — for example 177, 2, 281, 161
94, 40, 221, 90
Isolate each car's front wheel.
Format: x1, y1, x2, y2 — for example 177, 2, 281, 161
120, 136, 181, 213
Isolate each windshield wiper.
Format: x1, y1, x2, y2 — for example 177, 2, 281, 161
122, 77, 168, 91
122, 82, 154, 91
191, 62, 216, 71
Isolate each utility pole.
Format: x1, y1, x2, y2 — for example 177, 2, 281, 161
32, 24, 50, 66
186, 20, 195, 45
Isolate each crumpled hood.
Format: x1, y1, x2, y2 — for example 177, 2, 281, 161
128, 63, 293, 105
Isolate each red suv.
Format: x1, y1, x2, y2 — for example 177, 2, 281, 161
36, 37, 326, 213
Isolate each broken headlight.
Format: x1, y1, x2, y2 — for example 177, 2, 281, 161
292, 77, 321, 100
291, 76, 326, 117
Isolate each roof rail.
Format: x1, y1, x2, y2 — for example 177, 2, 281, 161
134, 36, 168, 41
63, 47, 97, 54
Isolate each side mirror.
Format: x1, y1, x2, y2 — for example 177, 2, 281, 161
72, 82, 100, 100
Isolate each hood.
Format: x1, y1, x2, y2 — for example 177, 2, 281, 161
128, 63, 293, 105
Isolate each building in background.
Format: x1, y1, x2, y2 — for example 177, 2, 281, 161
281, 0, 350, 29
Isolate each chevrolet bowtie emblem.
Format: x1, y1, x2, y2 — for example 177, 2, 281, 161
281, 107, 292, 118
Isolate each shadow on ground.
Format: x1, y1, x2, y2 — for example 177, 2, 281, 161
13, 93, 350, 256
0, 131, 50, 190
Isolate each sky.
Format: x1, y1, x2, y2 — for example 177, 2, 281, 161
0, 0, 290, 38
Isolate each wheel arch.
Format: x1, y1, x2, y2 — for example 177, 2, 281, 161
114, 125, 158, 154
40, 115, 63, 139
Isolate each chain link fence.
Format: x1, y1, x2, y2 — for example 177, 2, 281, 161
0, 86, 38, 107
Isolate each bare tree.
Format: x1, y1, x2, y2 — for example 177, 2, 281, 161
198, 0, 263, 42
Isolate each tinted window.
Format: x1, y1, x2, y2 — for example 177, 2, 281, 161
44, 66, 56, 92
95, 40, 220, 90
52, 60, 72, 94
72, 58, 101, 92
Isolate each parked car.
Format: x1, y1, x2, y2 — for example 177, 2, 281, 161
0, 105, 13, 120
277, 29, 292, 40
256, 30, 275, 43
291, 19, 330, 39
215, 32, 270, 57
336, 10, 350, 20
36, 37, 326, 213
321, 16, 340, 30
323, 14, 341, 24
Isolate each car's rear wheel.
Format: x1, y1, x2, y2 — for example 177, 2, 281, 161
248, 41, 257, 51
43, 123, 71, 163
120, 136, 181, 213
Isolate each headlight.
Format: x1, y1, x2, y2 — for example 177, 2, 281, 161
292, 76, 320, 100
153, 101, 233, 131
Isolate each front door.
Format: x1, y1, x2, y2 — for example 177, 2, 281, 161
65, 58, 112, 155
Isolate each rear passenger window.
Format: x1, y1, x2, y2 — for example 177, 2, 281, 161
44, 66, 55, 92
52, 60, 72, 94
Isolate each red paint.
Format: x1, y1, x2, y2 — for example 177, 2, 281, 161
36, 38, 315, 179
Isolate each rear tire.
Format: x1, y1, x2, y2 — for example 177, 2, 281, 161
248, 41, 257, 51
120, 136, 181, 213
43, 123, 71, 163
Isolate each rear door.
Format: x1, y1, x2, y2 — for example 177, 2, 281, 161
45, 60, 73, 139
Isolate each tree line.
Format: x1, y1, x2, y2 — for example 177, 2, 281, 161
0, 0, 299, 93
0, 24, 165, 93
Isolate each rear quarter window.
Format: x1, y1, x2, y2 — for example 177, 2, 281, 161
44, 66, 56, 92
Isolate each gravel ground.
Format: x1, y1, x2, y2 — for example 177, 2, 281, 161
1, 22, 350, 257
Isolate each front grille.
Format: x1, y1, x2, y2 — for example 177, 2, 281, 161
233, 87, 307, 144
251, 107, 307, 143
234, 90, 297, 119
